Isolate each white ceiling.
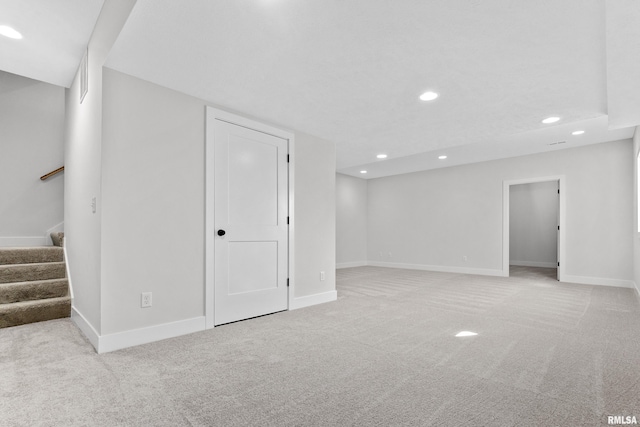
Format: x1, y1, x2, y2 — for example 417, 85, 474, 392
0, 0, 104, 87
3, 1, 639, 178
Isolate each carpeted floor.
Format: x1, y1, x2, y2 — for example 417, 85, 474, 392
1, 266, 639, 426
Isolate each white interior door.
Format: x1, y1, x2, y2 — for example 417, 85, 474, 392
213, 119, 288, 326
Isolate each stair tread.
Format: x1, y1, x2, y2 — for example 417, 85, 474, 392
0, 261, 65, 267
0, 296, 71, 328
0, 296, 71, 308
0, 247, 63, 251
0, 262, 66, 284
0, 247, 63, 265
0, 277, 68, 287
0, 279, 69, 304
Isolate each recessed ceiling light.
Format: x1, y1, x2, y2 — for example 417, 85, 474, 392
572, 130, 585, 135
360, 170, 367, 174
542, 116, 560, 124
419, 91, 439, 101
455, 331, 478, 337
376, 154, 387, 159
438, 155, 447, 160
0, 25, 22, 39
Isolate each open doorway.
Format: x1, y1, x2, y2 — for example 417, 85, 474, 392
502, 176, 566, 281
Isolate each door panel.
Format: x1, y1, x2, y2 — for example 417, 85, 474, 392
228, 241, 278, 295
214, 119, 288, 326
228, 135, 279, 226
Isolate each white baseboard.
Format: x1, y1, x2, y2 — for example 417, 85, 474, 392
336, 261, 368, 269
71, 307, 100, 351
510, 260, 557, 268
290, 290, 337, 310
367, 261, 503, 277
63, 241, 73, 300
45, 222, 64, 245
98, 316, 206, 354
71, 309, 206, 354
0, 236, 49, 247
631, 281, 640, 301
562, 275, 635, 289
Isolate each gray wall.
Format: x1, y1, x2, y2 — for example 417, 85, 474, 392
336, 173, 367, 267
633, 128, 640, 298
101, 68, 205, 335
0, 71, 65, 246
294, 133, 336, 298
97, 69, 335, 335
509, 181, 558, 268
64, 0, 137, 335
367, 140, 633, 285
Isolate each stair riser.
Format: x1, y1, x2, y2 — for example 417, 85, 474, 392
0, 298, 71, 328
0, 280, 68, 304
0, 263, 66, 284
0, 248, 64, 265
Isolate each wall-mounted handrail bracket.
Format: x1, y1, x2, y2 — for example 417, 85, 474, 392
40, 166, 64, 181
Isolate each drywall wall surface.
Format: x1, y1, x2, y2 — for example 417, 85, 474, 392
633, 127, 640, 297
336, 173, 367, 267
294, 132, 336, 298
0, 71, 64, 244
101, 69, 205, 335
100, 69, 337, 333
368, 140, 633, 283
64, 0, 136, 334
509, 181, 558, 267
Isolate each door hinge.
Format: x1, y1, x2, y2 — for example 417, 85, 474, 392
557, 189, 560, 194
287, 278, 290, 287
287, 216, 289, 224
287, 154, 290, 163
557, 262, 560, 267
557, 225, 560, 230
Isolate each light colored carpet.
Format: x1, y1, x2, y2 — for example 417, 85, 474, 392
1, 266, 639, 426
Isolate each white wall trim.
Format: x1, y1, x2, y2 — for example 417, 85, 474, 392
63, 240, 74, 300
205, 106, 295, 329
71, 307, 100, 351
288, 136, 296, 320
98, 316, 206, 354
503, 175, 566, 281
337, 261, 368, 269
368, 261, 504, 277
289, 290, 337, 310
562, 275, 635, 289
0, 236, 48, 247
510, 260, 557, 268
633, 281, 640, 302
45, 222, 64, 245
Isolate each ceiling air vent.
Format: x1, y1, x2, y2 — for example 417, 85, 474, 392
548, 141, 566, 146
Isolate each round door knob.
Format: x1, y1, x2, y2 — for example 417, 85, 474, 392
217, 229, 226, 236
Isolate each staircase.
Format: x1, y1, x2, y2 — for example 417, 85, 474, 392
0, 246, 70, 328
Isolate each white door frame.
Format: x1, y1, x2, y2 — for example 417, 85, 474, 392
205, 107, 295, 329
502, 175, 566, 281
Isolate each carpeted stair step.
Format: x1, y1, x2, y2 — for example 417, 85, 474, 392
0, 278, 69, 304
0, 296, 71, 328
0, 262, 66, 284
0, 247, 63, 265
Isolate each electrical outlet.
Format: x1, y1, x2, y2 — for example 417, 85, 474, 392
91, 197, 96, 214
463, 256, 468, 262
388, 252, 392, 258
141, 292, 152, 308
320, 271, 325, 281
